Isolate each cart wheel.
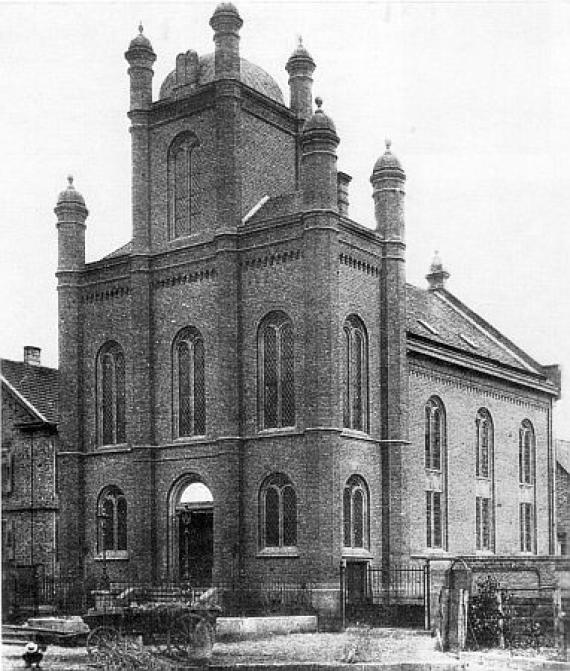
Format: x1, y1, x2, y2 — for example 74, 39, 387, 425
86, 625, 120, 664
169, 614, 214, 660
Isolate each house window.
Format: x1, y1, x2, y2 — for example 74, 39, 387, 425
343, 475, 369, 549
425, 398, 444, 471
519, 420, 535, 485
258, 312, 295, 429
173, 327, 206, 438
168, 132, 200, 239
343, 316, 369, 432
476, 496, 491, 551
259, 473, 297, 548
520, 502, 534, 553
98, 486, 127, 552
2, 450, 13, 494
97, 341, 126, 446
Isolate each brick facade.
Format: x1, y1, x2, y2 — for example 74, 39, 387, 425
54, 3, 560, 593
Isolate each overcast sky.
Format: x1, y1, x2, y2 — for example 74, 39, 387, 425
1, 0, 569, 436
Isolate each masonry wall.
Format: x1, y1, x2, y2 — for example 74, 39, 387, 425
408, 356, 553, 558
557, 463, 570, 554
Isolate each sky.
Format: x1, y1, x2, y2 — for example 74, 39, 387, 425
1, 0, 569, 436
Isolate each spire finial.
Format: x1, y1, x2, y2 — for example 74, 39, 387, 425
297, 34, 303, 47
426, 250, 450, 290
385, 137, 392, 152
67, 175, 74, 187
315, 96, 323, 109
138, 22, 144, 34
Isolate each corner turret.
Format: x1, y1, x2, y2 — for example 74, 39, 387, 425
286, 37, 316, 120
55, 176, 88, 271
301, 97, 340, 211
210, 2, 243, 80
371, 139, 406, 240
125, 23, 156, 111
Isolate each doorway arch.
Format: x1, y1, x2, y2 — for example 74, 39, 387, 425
169, 476, 214, 585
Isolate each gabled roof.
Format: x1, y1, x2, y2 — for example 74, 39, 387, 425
406, 285, 557, 393
102, 240, 133, 260
243, 192, 301, 225
1, 359, 58, 424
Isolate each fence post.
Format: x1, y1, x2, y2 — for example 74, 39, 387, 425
339, 560, 346, 631
424, 559, 431, 631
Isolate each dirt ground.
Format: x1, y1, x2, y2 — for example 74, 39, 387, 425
2, 628, 568, 670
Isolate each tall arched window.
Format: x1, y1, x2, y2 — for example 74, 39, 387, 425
258, 312, 295, 429
173, 327, 206, 438
97, 486, 127, 552
97, 341, 126, 446
259, 473, 297, 549
343, 316, 369, 432
343, 475, 369, 549
475, 409, 494, 552
519, 420, 535, 485
168, 132, 200, 239
424, 397, 446, 549
519, 420, 536, 553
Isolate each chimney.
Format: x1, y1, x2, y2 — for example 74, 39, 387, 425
24, 346, 41, 366
337, 172, 351, 216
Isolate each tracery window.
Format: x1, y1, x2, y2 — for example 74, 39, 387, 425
343, 475, 369, 549
475, 409, 494, 552
424, 397, 446, 549
97, 341, 126, 446
343, 316, 369, 432
168, 132, 200, 239
259, 473, 297, 549
258, 312, 295, 429
519, 420, 535, 485
97, 486, 127, 552
173, 327, 206, 438
520, 502, 535, 553
476, 496, 491, 551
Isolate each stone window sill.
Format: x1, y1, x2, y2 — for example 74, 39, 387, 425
257, 547, 299, 558
342, 548, 373, 560
95, 551, 130, 561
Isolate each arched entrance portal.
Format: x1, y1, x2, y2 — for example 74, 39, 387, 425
173, 480, 213, 585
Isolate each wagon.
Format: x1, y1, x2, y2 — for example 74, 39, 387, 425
82, 587, 221, 665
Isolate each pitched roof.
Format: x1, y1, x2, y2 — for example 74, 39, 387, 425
1, 359, 58, 424
406, 284, 546, 377
102, 240, 133, 260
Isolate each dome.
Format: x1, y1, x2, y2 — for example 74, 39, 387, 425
303, 97, 336, 133
372, 139, 403, 173
212, 2, 240, 17
128, 24, 153, 51
57, 176, 85, 207
286, 36, 315, 70
159, 53, 284, 105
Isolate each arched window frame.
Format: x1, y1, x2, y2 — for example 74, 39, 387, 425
96, 341, 126, 446
519, 420, 535, 485
259, 473, 297, 550
172, 327, 206, 439
475, 408, 495, 552
257, 311, 296, 430
343, 475, 370, 550
343, 316, 369, 433
424, 397, 447, 550
168, 132, 200, 239
97, 485, 128, 553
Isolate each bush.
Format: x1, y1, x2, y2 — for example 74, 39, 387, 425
467, 575, 511, 649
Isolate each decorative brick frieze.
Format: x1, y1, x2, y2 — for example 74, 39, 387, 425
153, 266, 217, 289
82, 285, 131, 303
242, 248, 301, 270
339, 252, 380, 277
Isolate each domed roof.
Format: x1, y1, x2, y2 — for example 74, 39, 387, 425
303, 97, 336, 133
212, 2, 240, 17
128, 23, 153, 51
372, 139, 403, 173
159, 53, 284, 105
371, 139, 405, 179
57, 176, 85, 207
286, 36, 315, 65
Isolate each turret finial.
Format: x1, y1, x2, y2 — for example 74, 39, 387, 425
138, 22, 144, 34
385, 137, 392, 152
67, 175, 74, 187
426, 251, 450, 290
297, 34, 303, 47
315, 96, 323, 109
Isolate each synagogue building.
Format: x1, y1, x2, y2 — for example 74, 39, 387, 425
54, 2, 561, 599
